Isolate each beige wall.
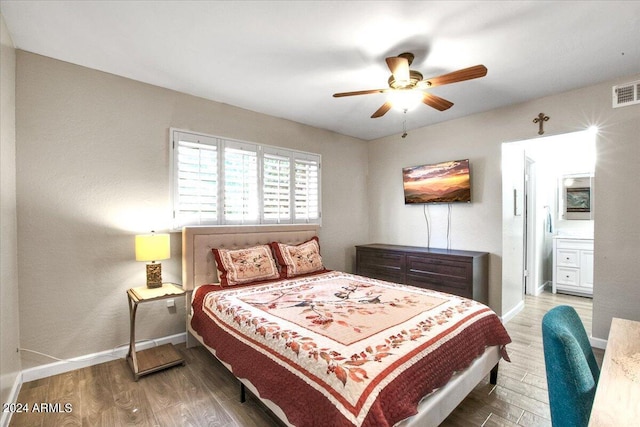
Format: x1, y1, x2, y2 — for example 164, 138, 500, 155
368, 73, 640, 338
367, 110, 508, 312
1, 12, 21, 406
592, 113, 640, 339
500, 142, 525, 314
15, 52, 369, 368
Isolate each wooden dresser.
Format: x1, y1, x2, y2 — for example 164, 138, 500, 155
355, 244, 489, 304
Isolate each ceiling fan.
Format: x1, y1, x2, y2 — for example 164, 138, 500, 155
333, 52, 487, 118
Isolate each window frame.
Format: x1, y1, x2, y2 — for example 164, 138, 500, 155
170, 128, 321, 230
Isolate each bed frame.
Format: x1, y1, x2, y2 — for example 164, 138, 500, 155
182, 224, 501, 427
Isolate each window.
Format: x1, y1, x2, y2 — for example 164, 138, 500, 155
263, 150, 291, 222
294, 154, 320, 221
224, 141, 259, 223
171, 129, 321, 228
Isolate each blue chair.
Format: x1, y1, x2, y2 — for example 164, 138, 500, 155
542, 305, 600, 427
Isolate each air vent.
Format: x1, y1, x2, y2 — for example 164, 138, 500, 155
612, 80, 640, 108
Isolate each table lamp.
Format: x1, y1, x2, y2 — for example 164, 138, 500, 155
135, 231, 170, 288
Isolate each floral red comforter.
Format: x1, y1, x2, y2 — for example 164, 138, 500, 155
191, 271, 510, 427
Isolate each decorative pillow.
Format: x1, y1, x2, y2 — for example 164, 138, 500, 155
212, 245, 280, 286
271, 237, 325, 278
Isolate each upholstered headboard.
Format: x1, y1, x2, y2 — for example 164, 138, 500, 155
181, 224, 320, 291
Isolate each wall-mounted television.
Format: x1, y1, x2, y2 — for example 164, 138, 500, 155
402, 159, 471, 204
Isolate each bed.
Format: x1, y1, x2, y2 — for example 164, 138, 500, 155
182, 224, 511, 427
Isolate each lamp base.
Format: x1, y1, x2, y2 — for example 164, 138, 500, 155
146, 263, 163, 288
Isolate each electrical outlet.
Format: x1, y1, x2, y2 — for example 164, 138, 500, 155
166, 299, 175, 308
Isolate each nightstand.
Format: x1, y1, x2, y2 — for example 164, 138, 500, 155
126, 283, 186, 380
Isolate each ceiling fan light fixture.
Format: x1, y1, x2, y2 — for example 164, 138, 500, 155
387, 70, 424, 89
333, 52, 487, 119
389, 90, 423, 112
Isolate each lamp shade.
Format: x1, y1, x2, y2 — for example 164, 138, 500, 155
135, 233, 170, 262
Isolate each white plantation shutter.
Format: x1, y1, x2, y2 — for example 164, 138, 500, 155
263, 149, 291, 223
294, 154, 320, 222
171, 128, 321, 228
173, 132, 219, 227
223, 143, 258, 223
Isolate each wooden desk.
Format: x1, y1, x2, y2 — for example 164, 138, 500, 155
589, 318, 640, 426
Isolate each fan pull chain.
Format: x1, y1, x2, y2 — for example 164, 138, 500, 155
401, 109, 408, 138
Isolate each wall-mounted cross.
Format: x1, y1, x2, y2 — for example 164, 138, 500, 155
533, 113, 550, 135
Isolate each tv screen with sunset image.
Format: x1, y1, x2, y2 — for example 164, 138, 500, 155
402, 159, 471, 204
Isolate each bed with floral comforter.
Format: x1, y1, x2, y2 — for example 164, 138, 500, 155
190, 270, 510, 427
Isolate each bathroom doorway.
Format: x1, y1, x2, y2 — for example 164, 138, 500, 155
502, 129, 597, 312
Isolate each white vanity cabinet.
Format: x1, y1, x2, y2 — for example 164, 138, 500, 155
552, 237, 594, 297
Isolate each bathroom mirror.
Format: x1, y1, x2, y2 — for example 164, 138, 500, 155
559, 174, 594, 220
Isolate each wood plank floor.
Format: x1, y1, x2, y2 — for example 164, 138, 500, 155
10, 291, 603, 427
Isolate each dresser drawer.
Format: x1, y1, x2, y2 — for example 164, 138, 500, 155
556, 238, 593, 251
357, 250, 403, 268
556, 267, 579, 286
405, 256, 472, 297
406, 255, 471, 284
406, 275, 472, 298
356, 249, 404, 283
357, 267, 403, 284
556, 249, 579, 267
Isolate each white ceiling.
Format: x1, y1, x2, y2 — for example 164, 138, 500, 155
2, 1, 639, 141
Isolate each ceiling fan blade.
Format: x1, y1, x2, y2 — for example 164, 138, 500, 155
385, 56, 410, 83
333, 88, 390, 97
423, 65, 488, 88
371, 101, 393, 118
422, 93, 454, 111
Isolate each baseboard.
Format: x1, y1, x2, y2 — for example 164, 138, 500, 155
589, 335, 607, 350
501, 299, 525, 324
526, 281, 549, 297
537, 281, 550, 296
1, 372, 23, 427
21, 332, 186, 383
